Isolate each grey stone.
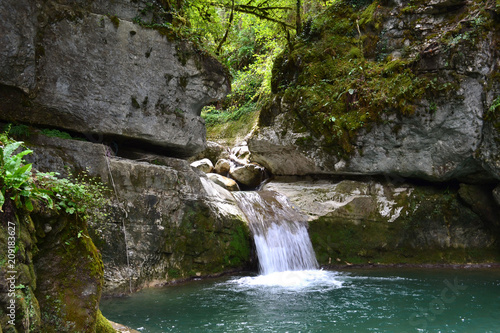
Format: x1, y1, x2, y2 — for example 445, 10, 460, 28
190, 141, 230, 164
248, 4, 500, 182
25, 132, 110, 181
0, 1, 230, 157
26, 136, 251, 295
229, 163, 265, 188
264, 179, 495, 249
458, 184, 500, 227
0, 0, 37, 91
207, 173, 240, 191
230, 145, 251, 164
214, 158, 231, 176
191, 158, 214, 173
493, 186, 500, 207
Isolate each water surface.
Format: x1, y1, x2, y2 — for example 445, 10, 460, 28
101, 268, 500, 332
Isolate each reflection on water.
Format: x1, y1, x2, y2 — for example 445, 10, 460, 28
101, 268, 500, 333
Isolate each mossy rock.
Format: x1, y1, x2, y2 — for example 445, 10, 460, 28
32, 210, 104, 332
162, 201, 252, 279
95, 310, 115, 333
0, 200, 42, 333
0, 197, 106, 333
309, 184, 500, 266
265, 0, 497, 157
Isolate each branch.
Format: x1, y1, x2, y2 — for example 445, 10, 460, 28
207, 1, 295, 29
232, 5, 294, 28
216, 0, 235, 55
235, 5, 293, 10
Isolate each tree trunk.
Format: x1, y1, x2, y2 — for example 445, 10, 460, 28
296, 0, 302, 34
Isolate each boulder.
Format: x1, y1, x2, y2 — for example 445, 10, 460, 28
0, 0, 230, 157
214, 158, 231, 176
189, 141, 230, 164
230, 145, 251, 164
229, 163, 265, 188
191, 158, 214, 173
207, 173, 240, 191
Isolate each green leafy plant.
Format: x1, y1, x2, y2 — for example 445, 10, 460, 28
36, 170, 110, 221
0, 131, 51, 211
489, 96, 500, 114
4, 124, 31, 138
1, 131, 110, 222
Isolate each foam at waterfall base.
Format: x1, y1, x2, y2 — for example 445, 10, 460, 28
228, 270, 343, 291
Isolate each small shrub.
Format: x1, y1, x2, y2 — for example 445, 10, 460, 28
4, 124, 31, 138
0, 131, 109, 222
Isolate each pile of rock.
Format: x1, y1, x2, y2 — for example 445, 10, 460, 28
190, 142, 267, 191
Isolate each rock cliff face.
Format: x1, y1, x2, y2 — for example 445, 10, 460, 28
0, 0, 242, 323
248, 0, 500, 182
0, 0, 230, 157
264, 178, 500, 265
25, 135, 252, 295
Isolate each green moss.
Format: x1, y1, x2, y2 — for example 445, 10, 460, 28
358, 1, 379, 28
204, 102, 260, 146
40, 128, 73, 140
107, 14, 120, 29
227, 224, 251, 266
347, 46, 363, 59
310, 185, 500, 266
168, 269, 181, 279
34, 212, 104, 332
266, 0, 498, 157
160, 201, 251, 281
95, 310, 116, 333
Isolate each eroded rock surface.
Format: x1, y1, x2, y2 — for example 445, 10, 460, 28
264, 178, 499, 265
0, 0, 230, 157
248, 0, 500, 181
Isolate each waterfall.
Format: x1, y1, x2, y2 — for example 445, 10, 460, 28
233, 191, 318, 275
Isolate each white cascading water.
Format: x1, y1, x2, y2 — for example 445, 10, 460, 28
233, 191, 318, 275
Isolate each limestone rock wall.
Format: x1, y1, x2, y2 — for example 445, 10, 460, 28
264, 178, 500, 266
0, 0, 230, 157
25, 135, 253, 295
248, 0, 500, 182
